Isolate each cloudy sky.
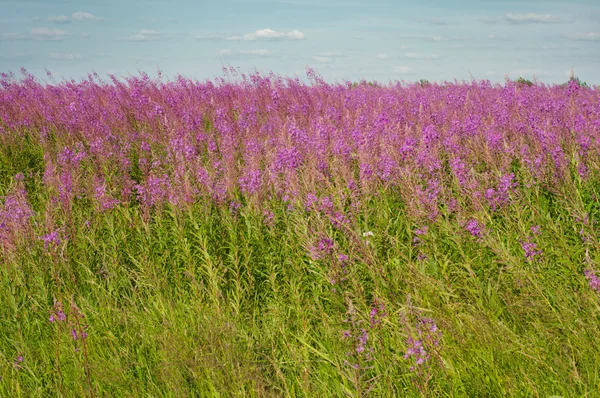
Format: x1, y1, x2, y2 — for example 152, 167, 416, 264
0, 0, 599, 84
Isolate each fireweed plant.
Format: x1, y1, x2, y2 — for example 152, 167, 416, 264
0, 67, 599, 396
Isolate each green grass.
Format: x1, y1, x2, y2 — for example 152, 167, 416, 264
1, 149, 600, 397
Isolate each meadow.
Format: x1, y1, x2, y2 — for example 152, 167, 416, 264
1, 67, 599, 397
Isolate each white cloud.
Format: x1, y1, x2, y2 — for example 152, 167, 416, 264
504, 13, 560, 24
1, 32, 28, 40
72, 12, 103, 22
425, 35, 470, 42
199, 29, 305, 41
48, 15, 70, 24
219, 49, 272, 57
49, 52, 84, 60
31, 27, 66, 40
566, 32, 600, 41
393, 66, 412, 74
243, 28, 304, 40
47, 12, 103, 24
317, 51, 344, 57
485, 71, 496, 76
123, 29, 164, 41
199, 28, 305, 41
376, 53, 387, 60
405, 52, 439, 60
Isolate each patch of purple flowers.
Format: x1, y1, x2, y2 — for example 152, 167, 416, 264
41, 230, 61, 251
521, 240, 542, 262
404, 317, 442, 372
465, 219, 483, 238
584, 268, 600, 294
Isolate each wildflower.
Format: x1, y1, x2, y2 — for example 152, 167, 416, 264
41, 231, 61, 250
584, 268, 600, 293
404, 336, 426, 362
263, 210, 275, 226
414, 226, 428, 236
229, 201, 242, 216
413, 226, 428, 245
318, 195, 334, 214
521, 240, 542, 262
403, 311, 442, 373
13, 355, 23, 369
362, 231, 374, 237
308, 237, 335, 260
465, 219, 483, 238
330, 211, 350, 230
355, 329, 368, 354
305, 193, 318, 210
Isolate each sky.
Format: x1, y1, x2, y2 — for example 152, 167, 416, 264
0, 0, 599, 84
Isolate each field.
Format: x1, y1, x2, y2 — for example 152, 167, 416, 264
1, 68, 600, 397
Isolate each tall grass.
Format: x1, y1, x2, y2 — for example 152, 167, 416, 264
0, 69, 599, 396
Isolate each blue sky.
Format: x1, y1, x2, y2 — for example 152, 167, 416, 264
0, 0, 599, 84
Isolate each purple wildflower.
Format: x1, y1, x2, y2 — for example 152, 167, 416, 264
584, 269, 600, 293
355, 329, 368, 354
41, 231, 61, 250
369, 298, 386, 328
229, 201, 242, 216
330, 211, 350, 230
465, 219, 483, 238
403, 314, 442, 373
13, 355, 23, 369
309, 237, 335, 260
521, 240, 542, 262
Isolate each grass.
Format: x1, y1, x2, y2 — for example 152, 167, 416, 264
1, 143, 600, 397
